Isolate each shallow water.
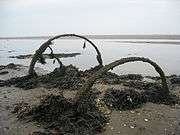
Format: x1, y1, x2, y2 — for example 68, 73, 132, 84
0, 39, 180, 76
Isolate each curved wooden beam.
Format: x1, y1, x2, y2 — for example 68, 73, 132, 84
28, 34, 103, 76
75, 57, 169, 101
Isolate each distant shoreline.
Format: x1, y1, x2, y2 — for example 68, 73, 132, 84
113, 40, 180, 45
0, 34, 180, 40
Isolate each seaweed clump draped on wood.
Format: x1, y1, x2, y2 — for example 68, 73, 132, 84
0, 34, 104, 90
12, 57, 174, 135
75, 57, 170, 104
28, 34, 103, 76
6, 34, 178, 135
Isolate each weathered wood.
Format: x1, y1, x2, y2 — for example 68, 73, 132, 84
28, 34, 103, 76
75, 57, 169, 101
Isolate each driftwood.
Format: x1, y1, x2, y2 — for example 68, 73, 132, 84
75, 57, 169, 101
28, 34, 103, 76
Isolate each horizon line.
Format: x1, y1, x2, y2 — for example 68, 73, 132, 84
1, 34, 180, 40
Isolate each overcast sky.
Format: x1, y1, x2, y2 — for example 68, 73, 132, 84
0, 0, 180, 37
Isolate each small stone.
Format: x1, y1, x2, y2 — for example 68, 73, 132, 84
4, 95, 7, 98
110, 127, 114, 130
0, 71, 9, 75
122, 124, 127, 127
7, 91, 11, 93
130, 125, 135, 129
144, 118, 149, 122
118, 131, 121, 134
4, 127, 9, 130
130, 111, 135, 113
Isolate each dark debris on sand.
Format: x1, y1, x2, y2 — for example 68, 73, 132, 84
146, 75, 180, 86
0, 64, 144, 90
121, 81, 178, 104
103, 88, 147, 110
38, 65, 84, 90
13, 90, 109, 135
170, 75, 180, 85
0, 71, 9, 75
103, 85, 179, 111
1, 63, 179, 107
0, 63, 20, 70
98, 73, 143, 85
0, 65, 85, 90
1, 64, 179, 107
6, 64, 180, 135
9, 53, 81, 59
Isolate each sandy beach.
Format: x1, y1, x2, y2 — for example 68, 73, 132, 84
0, 63, 180, 135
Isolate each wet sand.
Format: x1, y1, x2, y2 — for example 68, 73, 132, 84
0, 64, 180, 135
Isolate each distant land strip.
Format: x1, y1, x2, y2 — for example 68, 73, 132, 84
0, 35, 180, 40
114, 40, 180, 44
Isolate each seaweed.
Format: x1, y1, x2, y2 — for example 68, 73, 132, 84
75, 57, 169, 102
0, 65, 84, 90
0, 71, 9, 75
170, 75, 180, 85
9, 53, 81, 59
103, 88, 146, 110
0, 63, 20, 70
13, 90, 109, 135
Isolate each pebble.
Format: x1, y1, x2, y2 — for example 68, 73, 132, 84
130, 111, 135, 113
0, 71, 9, 75
130, 125, 135, 129
7, 91, 11, 93
144, 118, 149, 122
4, 127, 9, 130
122, 124, 127, 127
